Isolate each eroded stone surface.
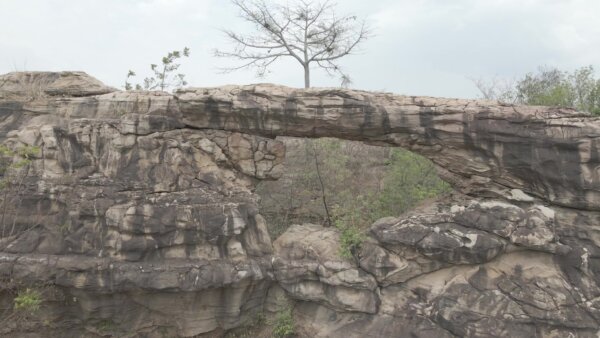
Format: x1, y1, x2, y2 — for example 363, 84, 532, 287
273, 224, 379, 314
1, 72, 599, 337
0, 72, 283, 337
178, 84, 600, 211
276, 199, 600, 337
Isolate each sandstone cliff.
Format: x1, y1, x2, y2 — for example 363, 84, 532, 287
0, 71, 599, 337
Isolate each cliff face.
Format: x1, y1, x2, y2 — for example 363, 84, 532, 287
0, 72, 599, 337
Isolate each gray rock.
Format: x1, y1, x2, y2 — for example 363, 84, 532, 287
1, 72, 599, 337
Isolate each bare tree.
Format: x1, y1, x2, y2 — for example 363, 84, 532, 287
469, 76, 517, 104
215, 0, 370, 88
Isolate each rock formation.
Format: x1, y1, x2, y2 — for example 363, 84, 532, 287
0, 72, 599, 337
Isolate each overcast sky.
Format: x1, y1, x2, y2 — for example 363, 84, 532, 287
1, 0, 599, 98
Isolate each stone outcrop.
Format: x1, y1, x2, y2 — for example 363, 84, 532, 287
273, 224, 379, 314
0, 72, 599, 337
178, 84, 599, 211
0, 72, 282, 337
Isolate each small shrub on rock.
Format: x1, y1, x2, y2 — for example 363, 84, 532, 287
14, 288, 42, 314
272, 306, 295, 338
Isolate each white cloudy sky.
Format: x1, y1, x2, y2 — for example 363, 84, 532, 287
1, 0, 599, 98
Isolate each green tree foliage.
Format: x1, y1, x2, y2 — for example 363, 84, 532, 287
310, 139, 450, 229
336, 220, 364, 259
125, 47, 190, 91
257, 138, 451, 255
375, 148, 451, 216
474, 65, 600, 115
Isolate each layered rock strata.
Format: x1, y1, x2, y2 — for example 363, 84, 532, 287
0, 72, 599, 337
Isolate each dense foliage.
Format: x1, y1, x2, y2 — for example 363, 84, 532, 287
475, 65, 600, 115
257, 138, 451, 251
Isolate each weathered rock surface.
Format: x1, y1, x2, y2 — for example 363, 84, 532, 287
273, 224, 379, 314
0, 72, 283, 337
281, 201, 600, 337
0, 72, 599, 337
178, 84, 600, 211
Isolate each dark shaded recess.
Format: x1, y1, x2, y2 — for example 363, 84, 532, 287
554, 246, 594, 299
204, 97, 224, 129
147, 115, 183, 131
166, 96, 182, 117
200, 207, 228, 243
418, 109, 438, 144
127, 205, 175, 235
182, 225, 201, 259
231, 92, 273, 133
468, 267, 491, 291
431, 293, 471, 337
55, 129, 92, 172
380, 105, 392, 134
462, 113, 501, 172
252, 104, 273, 134
537, 140, 584, 198
197, 172, 220, 187
236, 107, 261, 132
498, 137, 583, 205
116, 146, 141, 183
72, 97, 100, 117
282, 96, 299, 134
464, 113, 586, 207
355, 98, 382, 137
182, 205, 231, 258
432, 285, 539, 338
590, 140, 600, 186
0, 102, 24, 140
417, 223, 505, 264
89, 126, 108, 157
65, 214, 99, 249
1, 194, 52, 239
149, 227, 179, 253
236, 280, 271, 320
315, 104, 325, 137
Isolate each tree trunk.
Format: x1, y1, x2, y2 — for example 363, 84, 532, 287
304, 65, 310, 88
310, 141, 332, 227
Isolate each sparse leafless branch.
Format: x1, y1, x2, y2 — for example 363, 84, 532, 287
469, 76, 517, 104
216, 0, 372, 88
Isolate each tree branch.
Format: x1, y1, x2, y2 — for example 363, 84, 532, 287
220, 0, 371, 87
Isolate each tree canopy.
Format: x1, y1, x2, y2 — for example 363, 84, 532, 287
474, 65, 600, 115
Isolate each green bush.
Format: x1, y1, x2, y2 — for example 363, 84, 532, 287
14, 288, 42, 314
336, 221, 364, 259
224, 312, 266, 338
257, 138, 451, 242
272, 306, 295, 338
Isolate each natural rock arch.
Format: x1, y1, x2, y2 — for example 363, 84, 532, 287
178, 83, 599, 211
0, 72, 599, 337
